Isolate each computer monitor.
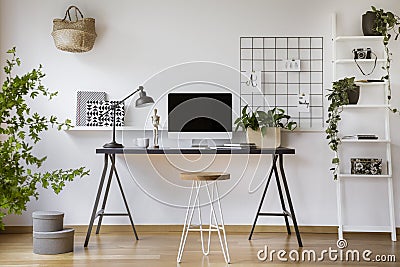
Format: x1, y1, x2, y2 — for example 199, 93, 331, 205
168, 93, 232, 139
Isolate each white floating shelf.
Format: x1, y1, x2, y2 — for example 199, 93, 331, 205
341, 139, 390, 143
339, 174, 391, 179
334, 59, 386, 63
355, 81, 388, 86
342, 104, 390, 109
335, 36, 384, 41
65, 126, 165, 131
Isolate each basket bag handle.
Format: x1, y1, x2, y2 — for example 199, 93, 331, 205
62, 5, 84, 22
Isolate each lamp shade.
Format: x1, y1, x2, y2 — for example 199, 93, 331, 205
135, 86, 154, 107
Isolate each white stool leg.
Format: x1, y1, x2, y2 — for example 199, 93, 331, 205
204, 181, 213, 256
205, 182, 230, 264
215, 182, 230, 263
197, 181, 208, 255
177, 180, 201, 263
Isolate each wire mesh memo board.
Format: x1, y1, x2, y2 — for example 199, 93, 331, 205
240, 37, 324, 129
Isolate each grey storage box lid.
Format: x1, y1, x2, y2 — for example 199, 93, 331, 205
32, 211, 64, 219
32, 211, 64, 232
33, 228, 74, 255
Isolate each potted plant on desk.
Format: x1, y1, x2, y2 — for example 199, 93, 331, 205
234, 105, 297, 148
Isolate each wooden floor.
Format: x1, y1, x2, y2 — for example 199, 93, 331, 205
0, 230, 398, 266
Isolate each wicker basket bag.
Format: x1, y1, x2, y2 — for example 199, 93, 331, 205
52, 6, 97, 53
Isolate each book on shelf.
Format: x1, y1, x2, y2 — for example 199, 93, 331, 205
76, 91, 106, 126
342, 134, 378, 140
355, 79, 385, 83
357, 134, 378, 140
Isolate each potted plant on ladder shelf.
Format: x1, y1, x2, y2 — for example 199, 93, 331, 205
325, 77, 359, 179
362, 6, 400, 114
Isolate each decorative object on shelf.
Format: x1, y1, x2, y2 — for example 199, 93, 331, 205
351, 158, 383, 175
101, 86, 154, 148
234, 105, 296, 148
352, 47, 377, 76
86, 101, 125, 127
365, 6, 400, 113
151, 109, 160, 148
325, 77, 359, 179
76, 91, 106, 126
0, 48, 89, 230
52, 5, 97, 53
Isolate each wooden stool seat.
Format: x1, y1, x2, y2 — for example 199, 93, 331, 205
180, 172, 230, 181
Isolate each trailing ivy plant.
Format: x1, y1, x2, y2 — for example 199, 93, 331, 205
325, 77, 358, 180
370, 6, 400, 113
234, 105, 297, 135
0, 48, 89, 229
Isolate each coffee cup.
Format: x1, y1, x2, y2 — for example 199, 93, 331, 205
136, 138, 149, 148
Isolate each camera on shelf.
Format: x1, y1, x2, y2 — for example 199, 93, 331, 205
352, 48, 372, 59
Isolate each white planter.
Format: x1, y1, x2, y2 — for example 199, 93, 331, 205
246, 127, 281, 148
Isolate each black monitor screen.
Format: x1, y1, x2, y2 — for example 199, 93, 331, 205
168, 93, 232, 132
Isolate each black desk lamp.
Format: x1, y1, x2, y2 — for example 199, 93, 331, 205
102, 86, 154, 148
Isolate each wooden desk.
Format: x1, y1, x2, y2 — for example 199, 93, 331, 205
84, 147, 302, 247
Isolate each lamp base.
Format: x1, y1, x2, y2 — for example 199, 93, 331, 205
103, 141, 124, 148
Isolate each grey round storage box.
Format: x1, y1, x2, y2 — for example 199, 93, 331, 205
32, 211, 64, 232
33, 228, 74, 254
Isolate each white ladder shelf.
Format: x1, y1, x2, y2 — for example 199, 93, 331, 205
332, 14, 397, 242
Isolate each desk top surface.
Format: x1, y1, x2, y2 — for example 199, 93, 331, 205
96, 147, 295, 155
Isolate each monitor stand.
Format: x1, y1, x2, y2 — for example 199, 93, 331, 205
191, 139, 230, 148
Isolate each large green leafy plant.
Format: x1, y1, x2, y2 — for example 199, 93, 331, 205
370, 6, 400, 113
0, 48, 89, 229
234, 105, 297, 135
325, 77, 358, 179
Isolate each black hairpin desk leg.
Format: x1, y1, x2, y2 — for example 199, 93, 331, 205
248, 154, 303, 247
84, 153, 139, 248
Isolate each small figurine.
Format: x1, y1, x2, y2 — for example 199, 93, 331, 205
151, 109, 160, 148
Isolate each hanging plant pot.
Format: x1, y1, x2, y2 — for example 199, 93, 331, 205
362, 11, 381, 36
347, 85, 360, 105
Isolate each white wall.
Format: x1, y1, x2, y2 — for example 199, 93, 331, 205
1, 0, 399, 229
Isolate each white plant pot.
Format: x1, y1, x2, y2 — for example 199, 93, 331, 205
246, 127, 281, 148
